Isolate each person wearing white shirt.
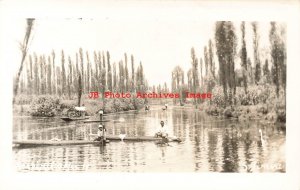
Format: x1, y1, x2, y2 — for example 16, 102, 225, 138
155, 121, 169, 143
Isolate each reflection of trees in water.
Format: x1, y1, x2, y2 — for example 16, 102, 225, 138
171, 108, 190, 138
75, 146, 85, 170
256, 126, 265, 172
243, 124, 253, 172
15, 119, 27, 140
109, 113, 146, 137
171, 108, 188, 138
14, 117, 85, 140
221, 126, 239, 172
193, 125, 202, 171
13, 110, 286, 172
207, 130, 218, 171
180, 109, 225, 172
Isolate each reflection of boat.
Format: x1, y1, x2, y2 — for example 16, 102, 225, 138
60, 116, 90, 121
13, 136, 181, 147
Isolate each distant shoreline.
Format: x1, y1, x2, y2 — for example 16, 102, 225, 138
90, 91, 213, 99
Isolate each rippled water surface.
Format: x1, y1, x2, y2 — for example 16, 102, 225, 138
13, 106, 286, 172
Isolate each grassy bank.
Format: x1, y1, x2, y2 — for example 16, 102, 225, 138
13, 94, 145, 117
14, 85, 286, 125
201, 85, 286, 123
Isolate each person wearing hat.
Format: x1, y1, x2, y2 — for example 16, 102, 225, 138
94, 124, 107, 142
155, 121, 168, 143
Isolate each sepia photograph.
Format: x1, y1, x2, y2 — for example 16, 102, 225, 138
1, 0, 300, 190
11, 18, 286, 172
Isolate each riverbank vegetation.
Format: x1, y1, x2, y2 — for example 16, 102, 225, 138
13, 20, 285, 124
13, 94, 145, 117
171, 21, 286, 123
13, 42, 148, 116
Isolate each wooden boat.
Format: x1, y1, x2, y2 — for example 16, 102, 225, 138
61, 106, 89, 121
13, 136, 181, 147
83, 120, 110, 123
60, 116, 89, 121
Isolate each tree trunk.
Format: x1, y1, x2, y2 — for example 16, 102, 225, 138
13, 19, 34, 104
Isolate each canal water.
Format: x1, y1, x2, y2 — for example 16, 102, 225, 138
13, 106, 286, 172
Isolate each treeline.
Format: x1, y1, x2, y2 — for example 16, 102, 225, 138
172, 21, 286, 107
15, 49, 148, 100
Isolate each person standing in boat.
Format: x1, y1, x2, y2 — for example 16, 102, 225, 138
94, 124, 106, 142
155, 121, 168, 143
99, 109, 104, 121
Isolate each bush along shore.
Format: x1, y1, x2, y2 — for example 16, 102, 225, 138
201, 85, 286, 124
13, 85, 286, 125
13, 94, 145, 117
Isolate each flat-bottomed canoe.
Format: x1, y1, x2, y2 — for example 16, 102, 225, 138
60, 116, 90, 121
13, 136, 181, 147
83, 120, 110, 123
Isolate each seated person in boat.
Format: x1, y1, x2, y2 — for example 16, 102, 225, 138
94, 124, 106, 141
155, 121, 168, 142
155, 121, 169, 143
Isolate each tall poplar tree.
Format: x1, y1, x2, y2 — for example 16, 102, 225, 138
240, 21, 248, 94
61, 50, 66, 95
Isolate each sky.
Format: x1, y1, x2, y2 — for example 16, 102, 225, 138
7, 11, 274, 88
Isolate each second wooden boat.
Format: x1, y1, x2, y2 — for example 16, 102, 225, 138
60, 116, 90, 121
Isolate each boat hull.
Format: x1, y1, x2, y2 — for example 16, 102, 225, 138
83, 120, 110, 123
13, 136, 181, 147
60, 116, 89, 121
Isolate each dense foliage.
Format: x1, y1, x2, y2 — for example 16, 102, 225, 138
29, 95, 59, 117
15, 49, 148, 99
170, 21, 286, 122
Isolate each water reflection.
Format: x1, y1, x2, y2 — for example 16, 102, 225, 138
13, 106, 285, 172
